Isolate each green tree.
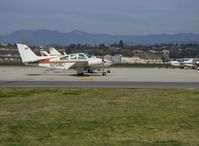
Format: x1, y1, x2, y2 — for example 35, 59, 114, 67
119, 40, 124, 48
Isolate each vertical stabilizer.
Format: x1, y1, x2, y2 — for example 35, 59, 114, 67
49, 48, 62, 56
40, 50, 50, 56
17, 43, 40, 63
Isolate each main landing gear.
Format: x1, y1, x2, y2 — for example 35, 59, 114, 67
107, 67, 111, 73
101, 67, 111, 76
77, 72, 84, 76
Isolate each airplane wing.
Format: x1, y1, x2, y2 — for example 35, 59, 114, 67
71, 61, 89, 68
70, 61, 89, 72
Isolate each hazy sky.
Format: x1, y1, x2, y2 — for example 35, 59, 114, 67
0, 0, 199, 35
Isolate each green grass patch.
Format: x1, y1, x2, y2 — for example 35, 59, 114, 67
0, 88, 198, 145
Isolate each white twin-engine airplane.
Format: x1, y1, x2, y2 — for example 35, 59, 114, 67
17, 43, 112, 76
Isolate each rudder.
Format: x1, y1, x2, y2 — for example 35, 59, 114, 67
17, 43, 40, 63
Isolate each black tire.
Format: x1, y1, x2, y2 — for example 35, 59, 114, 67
88, 69, 93, 73
77, 72, 84, 76
107, 70, 111, 73
102, 72, 106, 76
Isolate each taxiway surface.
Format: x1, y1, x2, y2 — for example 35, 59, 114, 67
0, 66, 199, 88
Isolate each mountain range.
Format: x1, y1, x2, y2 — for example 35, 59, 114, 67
0, 29, 199, 46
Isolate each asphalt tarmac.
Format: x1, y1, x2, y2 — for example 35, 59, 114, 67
0, 66, 199, 88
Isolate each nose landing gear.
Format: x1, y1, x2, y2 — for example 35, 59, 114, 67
77, 72, 84, 76
101, 59, 111, 76
107, 67, 111, 73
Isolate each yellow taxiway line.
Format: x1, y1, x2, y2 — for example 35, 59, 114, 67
80, 77, 95, 81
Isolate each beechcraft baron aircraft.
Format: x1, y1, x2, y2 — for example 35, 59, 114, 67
17, 43, 112, 76
39, 46, 112, 73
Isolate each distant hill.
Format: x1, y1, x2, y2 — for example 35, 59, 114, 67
0, 29, 199, 46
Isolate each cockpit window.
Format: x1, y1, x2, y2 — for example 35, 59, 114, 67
78, 54, 87, 59
70, 54, 77, 60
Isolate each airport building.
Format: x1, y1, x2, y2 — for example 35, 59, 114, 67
104, 54, 123, 63
104, 55, 163, 64
121, 56, 163, 64
121, 57, 145, 64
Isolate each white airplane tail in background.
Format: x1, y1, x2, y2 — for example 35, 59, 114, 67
49, 48, 62, 56
17, 43, 40, 63
40, 50, 50, 56
184, 59, 193, 64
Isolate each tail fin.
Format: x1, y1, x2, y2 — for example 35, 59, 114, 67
49, 48, 62, 56
184, 58, 193, 64
17, 43, 40, 63
187, 59, 193, 63
40, 50, 50, 56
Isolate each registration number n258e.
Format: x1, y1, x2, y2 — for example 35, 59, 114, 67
49, 62, 64, 67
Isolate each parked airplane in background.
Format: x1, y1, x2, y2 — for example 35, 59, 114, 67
49, 48, 64, 56
40, 48, 64, 56
170, 58, 198, 69
40, 50, 50, 56
194, 60, 199, 70
170, 60, 183, 68
17, 43, 112, 76
183, 59, 194, 67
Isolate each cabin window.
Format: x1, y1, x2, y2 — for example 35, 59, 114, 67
78, 54, 87, 59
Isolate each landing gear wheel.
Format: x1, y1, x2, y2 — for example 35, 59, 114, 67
77, 72, 84, 76
107, 70, 111, 73
102, 72, 106, 76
